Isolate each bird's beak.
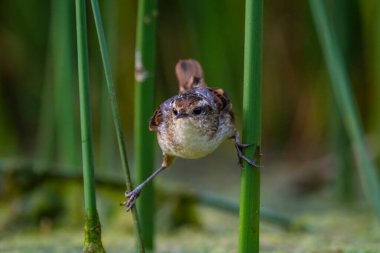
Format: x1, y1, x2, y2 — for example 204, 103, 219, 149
175, 112, 189, 119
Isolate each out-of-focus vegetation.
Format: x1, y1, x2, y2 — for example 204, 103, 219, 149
0, 0, 380, 252
311, 0, 380, 220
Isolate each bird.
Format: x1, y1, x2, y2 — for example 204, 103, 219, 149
121, 59, 258, 211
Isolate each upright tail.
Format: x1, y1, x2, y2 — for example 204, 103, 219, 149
175, 59, 206, 93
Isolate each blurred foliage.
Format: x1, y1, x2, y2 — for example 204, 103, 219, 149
0, 0, 378, 158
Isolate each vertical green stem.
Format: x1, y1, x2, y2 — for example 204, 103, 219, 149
238, 0, 263, 252
329, 0, 355, 201
75, 0, 106, 252
52, 0, 78, 167
363, 1, 380, 151
310, 0, 380, 219
134, 0, 158, 250
332, 112, 354, 201
90, 0, 145, 252
35, 4, 56, 169
35, 68, 55, 169
371, 2, 380, 137
99, 0, 117, 171
179, 1, 238, 106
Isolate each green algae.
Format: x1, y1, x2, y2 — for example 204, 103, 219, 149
84, 213, 106, 253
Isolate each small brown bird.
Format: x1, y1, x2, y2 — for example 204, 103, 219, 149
122, 59, 257, 210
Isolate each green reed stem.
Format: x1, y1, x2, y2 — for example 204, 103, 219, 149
331, 108, 354, 201
36, 66, 54, 169
310, 0, 380, 219
372, 3, 380, 136
75, 0, 106, 252
238, 0, 263, 252
90, 0, 145, 252
179, 1, 238, 106
52, 0, 78, 167
329, 0, 355, 201
35, 3, 57, 169
134, 0, 158, 250
366, 2, 380, 144
99, 0, 117, 171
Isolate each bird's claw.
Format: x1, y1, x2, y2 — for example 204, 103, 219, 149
235, 142, 261, 168
120, 187, 142, 211
236, 142, 253, 149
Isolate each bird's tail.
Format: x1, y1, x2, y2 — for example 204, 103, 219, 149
175, 59, 206, 93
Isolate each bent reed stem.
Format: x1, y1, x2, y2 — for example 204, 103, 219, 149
90, 0, 145, 252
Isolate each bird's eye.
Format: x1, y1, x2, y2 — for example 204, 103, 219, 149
173, 108, 178, 115
192, 107, 203, 115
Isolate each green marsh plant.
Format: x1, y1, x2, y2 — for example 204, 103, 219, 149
99, 0, 117, 171
329, 0, 356, 201
52, 0, 78, 167
134, 0, 158, 250
310, 0, 380, 219
75, 0, 106, 251
90, 0, 145, 251
238, 0, 263, 252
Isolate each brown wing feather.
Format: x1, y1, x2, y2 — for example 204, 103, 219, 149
149, 105, 164, 131
207, 87, 231, 112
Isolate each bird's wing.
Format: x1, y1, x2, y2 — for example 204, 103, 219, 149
206, 87, 232, 112
149, 97, 172, 132
149, 106, 163, 132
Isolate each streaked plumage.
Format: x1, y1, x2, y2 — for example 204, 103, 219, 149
121, 59, 257, 211
150, 86, 235, 159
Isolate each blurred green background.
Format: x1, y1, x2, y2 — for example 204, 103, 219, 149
0, 0, 380, 252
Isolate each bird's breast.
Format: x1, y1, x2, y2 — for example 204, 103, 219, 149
157, 117, 233, 159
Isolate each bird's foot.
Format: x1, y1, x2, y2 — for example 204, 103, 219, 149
120, 186, 142, 211
234, 142, 261, 168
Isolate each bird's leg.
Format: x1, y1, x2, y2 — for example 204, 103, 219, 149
121, 155, 175, 211
233, 130, 260, 168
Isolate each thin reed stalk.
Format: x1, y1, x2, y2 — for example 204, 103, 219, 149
179, 1, 238, 105
52, 0, 78, 167
90, 0, 145, 252
329, 0, 355, 201
331, 109, 354, 201
35, 4, 57, 169
99, 0, 117, 171
238, 0, 263, 252
36, 68, 54, 169
371, 3, 380, 137
362, 2, 380, 144
75, 0, 106, 252
310, 0, 380, 219
134, 0, 158, 250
